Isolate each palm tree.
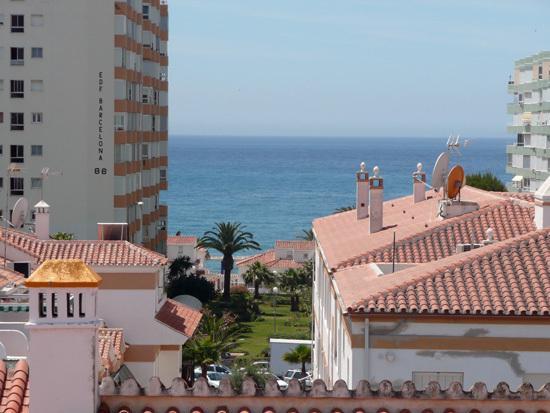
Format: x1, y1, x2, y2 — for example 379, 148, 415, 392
197, 222, 260, 302
50, 232, 74, 240
282, 344, 311, 375
168, 256, 194, 282
242, 262, 275, 299
280, 262, 313, 311
297, 229, 314, 241
182, 312, 246, 378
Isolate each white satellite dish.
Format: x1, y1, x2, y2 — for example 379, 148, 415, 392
172, 294, 203, 310
431, 152, 450, 192
11, 197, 29, 229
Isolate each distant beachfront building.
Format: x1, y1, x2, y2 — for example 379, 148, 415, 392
507, 51, 550, 193
167, 233, 208, 268
0, 0, 169, 252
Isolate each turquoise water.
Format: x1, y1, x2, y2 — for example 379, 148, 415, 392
163, 136, 512, 251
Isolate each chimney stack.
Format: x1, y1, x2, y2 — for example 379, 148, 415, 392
369, 166, 384, 233
413, 163, 426, 203
534, 175, 550, 229
356, 162, 369, 219
34, 200, 50, 240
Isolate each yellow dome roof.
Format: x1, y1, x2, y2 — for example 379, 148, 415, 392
25, 259, 102, 288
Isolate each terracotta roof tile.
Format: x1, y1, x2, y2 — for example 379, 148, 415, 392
275, 240, 315, 250
339, 201, 535, 269
0, 228, 167, 267
313, 186, 510, 270
0, 359, 29, 413
167, 235, 197, 245
98, 328, 126, 377
0, 263, 25, 290
347, 229, 550, 315
155, 299, 203, 337
236, 250, 303, 271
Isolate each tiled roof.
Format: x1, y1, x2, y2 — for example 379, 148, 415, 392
236, 250, 303, 270
493, 191, 535, 203
0, 359, 29, 413
98, 328, 126, 378
313, 186, 507, 269
339, 201, 535, 269
348, 229, 550, 315
275, 240, 315, 250
155, 299, 202, 337
99, 376, 550, 413
0, 264, 25, 290
167, 235, 197, 245
0, 228, 167, 267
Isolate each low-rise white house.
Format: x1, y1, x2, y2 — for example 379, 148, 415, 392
167, 233, 208, 268
312, 163, 550, 390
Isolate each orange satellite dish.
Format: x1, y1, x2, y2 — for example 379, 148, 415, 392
447, 165, 465, 199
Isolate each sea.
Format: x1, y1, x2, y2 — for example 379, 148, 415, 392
163, 136, 513, 253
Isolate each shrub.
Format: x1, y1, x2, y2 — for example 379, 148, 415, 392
466, 172, 506, 192
208, 290, 260, 322
166, 274, 217, 304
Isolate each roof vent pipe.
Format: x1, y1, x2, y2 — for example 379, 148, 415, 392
413, 163, 426, 203
356, 162, 369, 220
369, 166, 384, 233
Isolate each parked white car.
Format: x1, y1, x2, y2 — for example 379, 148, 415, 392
283, 369, 312, 389
264, 372, 288, 390
194, 370, 225, 389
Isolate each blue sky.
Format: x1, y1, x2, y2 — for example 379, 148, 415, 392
168, 0, 550, 138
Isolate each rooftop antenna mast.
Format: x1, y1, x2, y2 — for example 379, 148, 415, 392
40, 167, 63, 200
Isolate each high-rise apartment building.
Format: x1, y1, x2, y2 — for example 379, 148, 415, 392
506, 51, 550, 193
0, 0, 169, 253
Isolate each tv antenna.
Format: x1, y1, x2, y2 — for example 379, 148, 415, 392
40, 167, 63, 200
446, 134, 470, 158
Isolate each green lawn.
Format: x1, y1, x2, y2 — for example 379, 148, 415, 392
234, 294, 311, 359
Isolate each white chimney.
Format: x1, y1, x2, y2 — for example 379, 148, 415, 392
369, 166, 384, 233
34, 200, 50, 240
413, 162, 426, 203
356, 162, 369, 219
534, 175, 550, 229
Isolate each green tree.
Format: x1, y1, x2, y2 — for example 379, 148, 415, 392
242, 262, 275, 299
166, 256, 216, 303
49, 232, 74, 240
197, 222, 260, 302
466, 172, 507, 192
282, 344, 311, 375
182, 312, 246, 378
168, 256, 194, 281
297, 229, 314, 241
279, 263, 312, 312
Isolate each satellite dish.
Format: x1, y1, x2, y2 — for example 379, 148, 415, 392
11, 198, 29, 229
172, 294, 203, 310
431, 152, 450, 191
447, 165, 465, 199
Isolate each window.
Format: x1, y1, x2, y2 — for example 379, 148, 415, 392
38, 293, 46, 318
32, 112, 43, 123
31, 145, 42, 156
11, 15, 24, 32
10, 113, 24, 130
160, 169, 167, 183
10, 177, 24, 195
31, 178, 42, 189
10, 47, 24, 65
30, 14, 43, 27
51, 293, 58, 318
142, 5, 150, 19
10, 145, 24, 162
523, 155, 531, 169
0, 145, 2, 155
0, 178, 3, 188
31, 47, 43, 58
114, 113, 125, 131
10, 80, 24, 98
0, 80, 3, 91
66, 293, 74, 317
507, 153, 513, 167
78, 293, 86, 317
0, 113, 3, 123
30, 80, 43, 92
142, 143, 149, 160
539, 66, 543, 80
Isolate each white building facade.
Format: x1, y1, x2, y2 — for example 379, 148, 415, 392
0, 0, 169, 252
507, 51, 550, 192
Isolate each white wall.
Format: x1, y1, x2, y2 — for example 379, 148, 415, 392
158, 348, 181, 385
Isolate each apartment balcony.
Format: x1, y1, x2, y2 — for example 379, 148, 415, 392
508, 78, 550, 94
506, 144, 550, 158
507, 124, 550, 134
506, 165, 550, 181
507, 101, 550, 114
